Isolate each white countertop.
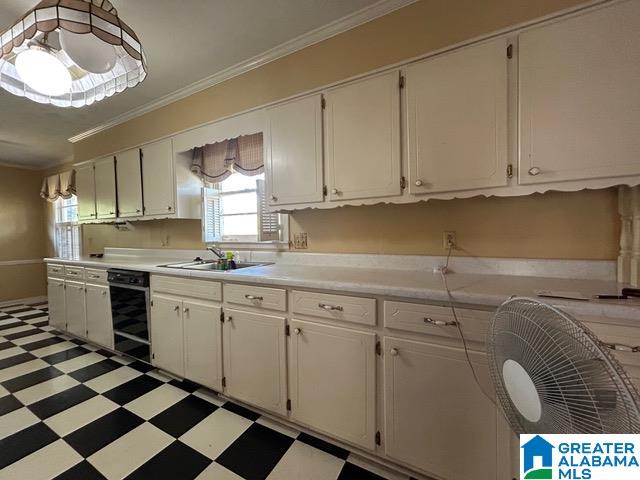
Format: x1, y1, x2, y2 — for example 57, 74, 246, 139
44, 253, 640, 322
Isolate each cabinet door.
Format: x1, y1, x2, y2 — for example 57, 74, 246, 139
183, 299, 222, 391
407, 38, 508, 194
141, 139, 176, 216
47, 278, 66, 331
94, 156, 117, 220
289, 319, 376, 449
384, 337, 502, 480
75, 163, 96, 221
65, 281, 86, 338
325, 71, 401, 201
266, 94, 324, 206
116, 148, 143, 217
85, 283, 113, 349
223, 308, 287, 415
519, 0, 640, 184
150, 294, 184, 377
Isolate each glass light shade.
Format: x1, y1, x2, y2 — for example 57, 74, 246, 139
15, 48, 72, 96
59, 30, 117, 74
0, 0, 146, 107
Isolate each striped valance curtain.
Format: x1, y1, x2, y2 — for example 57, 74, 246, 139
40, 170, 75, 202
191, 132, 263, 184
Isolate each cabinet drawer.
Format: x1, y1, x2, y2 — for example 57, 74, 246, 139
151, 275, 221, 302
384, 301, 492, 343
64, 266, 85, 280
224, 284, 286, 312
292, 290, 376, 326
85, 268, 108, 284
47, 264, 65, 277
580, 318, 640, 370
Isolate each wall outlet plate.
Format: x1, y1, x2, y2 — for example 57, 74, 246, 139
443, 231, 456, 250
294, 232, 308, 249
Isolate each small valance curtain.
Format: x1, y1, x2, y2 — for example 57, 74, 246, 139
191, 132, 264, 184
40, 170, 76, 202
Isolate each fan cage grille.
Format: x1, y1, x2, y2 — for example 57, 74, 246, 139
488, 297, 640, 434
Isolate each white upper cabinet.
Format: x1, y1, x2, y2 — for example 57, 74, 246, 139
94, 156, 117, 220
266, 94, 324, 206
325, 71, 402, 201
75, 163, 96, 221
116, 148, 143, 217
141, 139, 176, 216
519, 0, 640, 184
407, 38, 509, 194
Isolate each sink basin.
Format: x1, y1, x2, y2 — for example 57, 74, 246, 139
159, 260, 268, 271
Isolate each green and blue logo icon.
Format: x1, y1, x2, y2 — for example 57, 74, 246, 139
521, 435, 554, 479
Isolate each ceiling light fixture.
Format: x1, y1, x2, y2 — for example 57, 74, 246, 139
0, 0, 146, 108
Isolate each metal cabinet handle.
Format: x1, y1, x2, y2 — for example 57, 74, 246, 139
102, 291, 107, 296
167, 206, 172, 211
331, 188, 339, 195
605, 343, 640, 353
109, 211, 115, 215
424, 317, 457, 327
294, 328, 302, 335
136, 209, 141, 213
270, 195, 277, 202
227, 316, 233, 322
528, 166, 541, 176
183, 307, 189, 315
245, 294, 264, 301
390, 348, 399, 356
174, 305, 180, 312
318, 303, 343, 312
415, 180, 423, 187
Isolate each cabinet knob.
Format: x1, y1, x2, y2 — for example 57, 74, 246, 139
390, 348, 399, 356
528, 166, 541, 176
102, 291, 107, 296
167, 206, 172, 211
415, 180, 423, 187
227, 316, 233, 322
109, 211, 115, 215
136, 209, 141, 213
331, 188, 339, 195
183, 307, 189, 315
294, 328, 302, 335
270, 195, 277, 202
174, 305, 180, 312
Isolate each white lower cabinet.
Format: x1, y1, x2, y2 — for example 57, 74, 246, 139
150, 293, 223, 389
150, 294, 185, 377
289, 319, 376, 449
383, 337, 504, 480
183, 299, 223, 391
85, 283, 113, 349
47, 277, 66, 331
65, 281, 87, 338
223, 308, 287, 415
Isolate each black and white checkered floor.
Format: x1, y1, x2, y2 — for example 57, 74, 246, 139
0, 301, 403, 480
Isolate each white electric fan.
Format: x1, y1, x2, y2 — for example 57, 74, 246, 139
487, 297, 640, 434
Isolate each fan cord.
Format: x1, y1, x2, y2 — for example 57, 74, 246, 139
440, 246, 497, 407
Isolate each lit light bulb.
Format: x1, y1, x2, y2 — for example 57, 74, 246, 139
15, 48, 72, 96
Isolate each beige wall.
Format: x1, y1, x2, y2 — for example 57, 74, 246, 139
71, 0, 620, 261
0, 165, 47, 301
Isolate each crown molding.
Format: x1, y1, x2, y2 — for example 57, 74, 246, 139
68, 0, 417, 143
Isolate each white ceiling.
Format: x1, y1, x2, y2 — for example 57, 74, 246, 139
0, 0, 386, 169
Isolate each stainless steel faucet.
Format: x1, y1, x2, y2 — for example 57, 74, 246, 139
207, 245, 225, 259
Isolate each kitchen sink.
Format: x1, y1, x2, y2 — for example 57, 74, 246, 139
159, 259, 268, 271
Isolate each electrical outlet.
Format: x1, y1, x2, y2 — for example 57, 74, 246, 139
443, 231, 457, 250
294, 232, 308, 249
